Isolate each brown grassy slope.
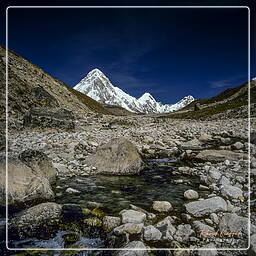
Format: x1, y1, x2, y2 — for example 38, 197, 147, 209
0, 46, 113, 118
158, 81, 255, 120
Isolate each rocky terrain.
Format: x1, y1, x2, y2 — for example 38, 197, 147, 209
0, 47, 255, 255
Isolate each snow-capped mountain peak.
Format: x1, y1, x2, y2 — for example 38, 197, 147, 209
138, 93, 157, 104
74, 69, 195, 113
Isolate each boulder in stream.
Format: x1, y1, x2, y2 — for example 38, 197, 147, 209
86, 138, 144, 175
9, 202, 62, 239
0, 154, 55, 207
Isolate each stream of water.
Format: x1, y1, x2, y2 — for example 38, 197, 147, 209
1, 159, 205, 253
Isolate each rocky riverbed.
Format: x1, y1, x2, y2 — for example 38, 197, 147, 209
0, 115, 255, 256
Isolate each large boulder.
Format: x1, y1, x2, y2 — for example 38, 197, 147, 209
86, 138, 144, 175
195, 150, 247, 162
9, 202, 62, 239
185, 197, 227, 217
23, 107, 75, 130
19, 149, 57, 184
0, 151, 56, 207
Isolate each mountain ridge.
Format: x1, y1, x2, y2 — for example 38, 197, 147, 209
74, 68, 195, 114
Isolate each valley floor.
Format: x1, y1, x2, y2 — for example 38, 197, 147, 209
1, 116, 255, 256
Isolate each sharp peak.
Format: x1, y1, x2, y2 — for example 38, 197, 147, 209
87, 68, 105, 76
140, 92, 155, 98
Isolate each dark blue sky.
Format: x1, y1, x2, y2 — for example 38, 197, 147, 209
2, 3, 255, 104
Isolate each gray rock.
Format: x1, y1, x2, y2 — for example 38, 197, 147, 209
143, 225, 162, 241
103, 216, 121, 232
232, 141, 244, 150
53, 163, 69, 174
65, 187, 81, 194
199, 134, 213, 142
0, 157, 54, 206
23, 107, 75, 130
210, 213, 219, 225
152, 201, 173, 212
121, 210, 146, 224
117, 241, 148, 256
218, 176, 230, 186
195, 150, 246, 162
185, 197, 227, 217
174, 224, 195, 242
10, 202, 62, 238
184, 189, 199, 200
219, 213, 248, 235
18, 149, 57, 184
208, 168, 221, 182
220, 185, 243, 200
155, 216, 176, 240
86, 138, 144, 175
113, 223, 143, 235
192, 221, 215, 237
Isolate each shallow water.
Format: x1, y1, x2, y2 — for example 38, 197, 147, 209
54, 159, 201, 214
1, 159, 204, 253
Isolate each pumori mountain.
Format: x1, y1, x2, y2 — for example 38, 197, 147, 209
74, 69, 195, 114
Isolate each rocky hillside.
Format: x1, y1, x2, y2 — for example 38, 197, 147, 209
0, 46, 112, 124
156, 79, 256, 120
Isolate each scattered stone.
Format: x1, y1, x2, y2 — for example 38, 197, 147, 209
193, 221, 215, 237
65, 187, 81, 194
121, 210, 146, 224
114, 223, 144, 235
232, 141, 244, 150
195, 150, 246, 162
174, 224, 195, 242
143, 225, 162, 241
152, 201, 173, 212
103, 216, 121, 232
185, 197, 227, 217
220, 185, 243, 200
219, 213, 248, 235
184, 189, 199, 200
155, 216, 176, 240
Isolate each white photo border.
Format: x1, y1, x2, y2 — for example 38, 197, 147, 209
5, 5, 251, 252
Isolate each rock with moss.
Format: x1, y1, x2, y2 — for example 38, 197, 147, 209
83, 217, 102, 227
9, 202, 62, 239
103, 216, 121, 232
62, 232, 80, 247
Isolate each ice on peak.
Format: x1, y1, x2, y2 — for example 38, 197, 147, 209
74, 69, 195, 114
87, 68, 105, 77
138, 92, 156, 102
